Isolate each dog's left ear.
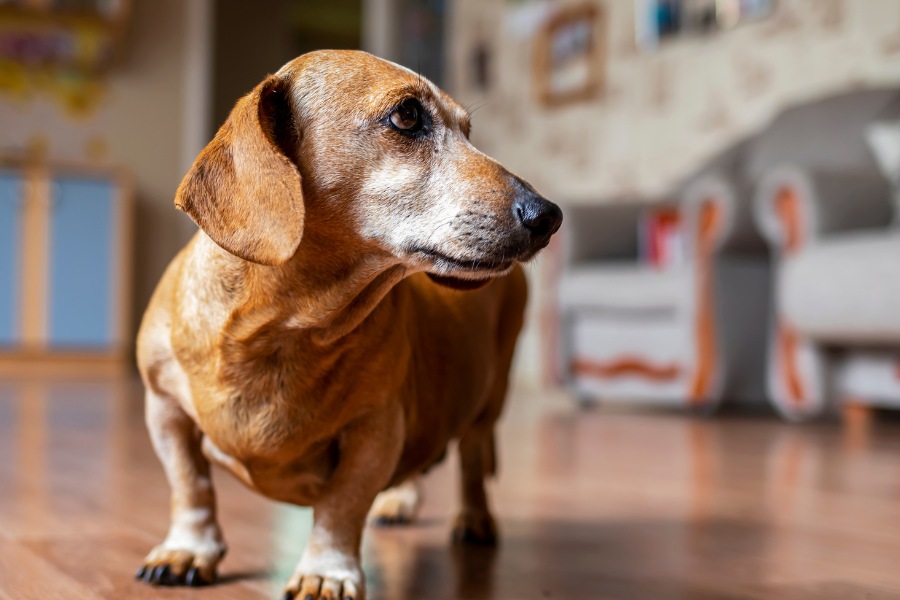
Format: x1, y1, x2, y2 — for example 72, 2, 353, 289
175, 74, 304, 266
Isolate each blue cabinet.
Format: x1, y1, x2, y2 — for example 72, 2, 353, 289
47, 177, 116, 349
0, 172, 23, 348
0, 163, 130, 373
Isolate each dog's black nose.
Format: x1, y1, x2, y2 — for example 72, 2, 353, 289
515, 191, 563, 240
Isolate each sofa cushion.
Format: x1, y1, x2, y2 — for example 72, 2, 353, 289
558, 264, 689, 313
837, 351, 900, 407
568, 313, 692, 404
780, 233, 900, 343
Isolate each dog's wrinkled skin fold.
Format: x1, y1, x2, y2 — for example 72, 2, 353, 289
136, 50, 561, 600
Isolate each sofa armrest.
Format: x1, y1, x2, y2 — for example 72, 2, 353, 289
754, 166, 894, 252
679, 173, 765, 258
562, 199, 663, 266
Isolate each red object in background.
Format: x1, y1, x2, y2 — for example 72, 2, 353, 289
640, 207, 683, 270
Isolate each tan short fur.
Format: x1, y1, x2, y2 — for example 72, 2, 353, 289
135, 50, 561, 600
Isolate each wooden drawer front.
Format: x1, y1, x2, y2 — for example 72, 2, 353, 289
0, 172, 23, 348
46, 177, 115, 349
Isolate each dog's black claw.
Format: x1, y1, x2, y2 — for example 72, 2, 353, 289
186, 567, 209, 587
149, 565, 169, 585
375, 515, 409, 527
143, 565, 155, 583
135, 566, 147, 580
161, 565, 181, 586
304, 594, 315, 600
281, 592, 294, 600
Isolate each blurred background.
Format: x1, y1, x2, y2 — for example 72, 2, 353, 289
5, 1, 900, 598
3, 0, 900, 422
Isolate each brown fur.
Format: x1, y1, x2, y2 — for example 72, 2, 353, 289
135, 50, 561, 599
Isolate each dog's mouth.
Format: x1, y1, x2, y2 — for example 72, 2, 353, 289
425, 273, 494, 290
407, 247, 515, 290
413, 248, 513, 273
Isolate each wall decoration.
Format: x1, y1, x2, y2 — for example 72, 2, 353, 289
533, 3, 605, 109
0, 0, 129, 116
636, 0, 774, 50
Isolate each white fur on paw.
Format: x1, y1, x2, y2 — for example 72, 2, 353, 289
284, 551, 363, 600
368, 479, 421, 526
136, 513, 227, 586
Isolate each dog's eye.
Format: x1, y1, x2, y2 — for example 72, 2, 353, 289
390, 99, 423, 133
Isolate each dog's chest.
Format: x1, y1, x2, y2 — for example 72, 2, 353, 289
197, 365, 334, 461
189, 331, 393, 473
194, 378, 343, 504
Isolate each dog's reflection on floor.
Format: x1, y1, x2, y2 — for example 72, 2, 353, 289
451, 544, 498, 600
365, 529, 497, 600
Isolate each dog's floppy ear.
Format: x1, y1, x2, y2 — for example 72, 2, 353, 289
175, 74, 303, 266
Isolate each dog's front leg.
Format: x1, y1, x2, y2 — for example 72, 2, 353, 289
137, 388, 226, 587
282, 404, 404, 600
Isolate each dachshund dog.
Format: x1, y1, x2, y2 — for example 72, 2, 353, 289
135, 50, 562, 600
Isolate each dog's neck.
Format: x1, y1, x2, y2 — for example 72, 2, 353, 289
196, 232, 408, 346
278, 241, 409, 345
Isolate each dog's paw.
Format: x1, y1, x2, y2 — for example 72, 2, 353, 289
451, 509, 498, 546
135, 544, 226, 587
368, 479, 421, 527
280, 572, 362, 600
283, 550, 363, 600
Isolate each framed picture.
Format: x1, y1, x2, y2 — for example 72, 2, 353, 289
533, 3, 606, 109
636, 0, 774, 50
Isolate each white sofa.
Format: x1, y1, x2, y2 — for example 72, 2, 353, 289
557, 87, 900, 417
753, 89, 900, 420
557, 142, 771, 410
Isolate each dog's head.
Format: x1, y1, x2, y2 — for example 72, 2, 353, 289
177, 50, 561, 288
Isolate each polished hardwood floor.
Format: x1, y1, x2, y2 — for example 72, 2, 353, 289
2, 376, 900, 599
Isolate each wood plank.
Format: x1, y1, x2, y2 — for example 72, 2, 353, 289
0, 539, 103, 600
1, 377, 900, 599
24, 534, 269, 600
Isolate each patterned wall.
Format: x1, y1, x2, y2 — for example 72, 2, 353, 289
449, 0, 900, 204
446, 0, 900, 388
